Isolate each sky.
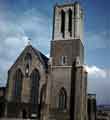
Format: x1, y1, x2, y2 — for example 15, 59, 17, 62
0, 0, 110, 105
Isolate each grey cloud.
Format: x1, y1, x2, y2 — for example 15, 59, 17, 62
0, 8, 51, 86
86, 65, 110, 104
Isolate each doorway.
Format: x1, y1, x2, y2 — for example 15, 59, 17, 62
22, 109, 27, 118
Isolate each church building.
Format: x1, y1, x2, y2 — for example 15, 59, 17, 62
5, 1, 88, 120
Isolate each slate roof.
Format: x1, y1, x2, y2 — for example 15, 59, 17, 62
9, 44, 49, 73
30, 45, 49, 70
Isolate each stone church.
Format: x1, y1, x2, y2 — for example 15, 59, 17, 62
5, 1, 88, 120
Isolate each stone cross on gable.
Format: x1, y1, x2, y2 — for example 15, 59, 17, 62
27, 38, 31, 46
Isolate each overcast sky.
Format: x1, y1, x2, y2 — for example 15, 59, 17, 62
0, 0, 110, 105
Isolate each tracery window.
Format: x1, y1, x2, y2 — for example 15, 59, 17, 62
30, 69, 40, 114
13, 69, 23, 101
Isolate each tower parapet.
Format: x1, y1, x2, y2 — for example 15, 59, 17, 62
53, 2, 84, 42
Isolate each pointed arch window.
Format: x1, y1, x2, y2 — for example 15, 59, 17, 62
30, 69, 40, 114
13, 69, 23, 101
58, 88, 67, 110
61, 10, 65, 38
24, 53, 32, 77
68, 9, 72, 36
25, 64, 29, 77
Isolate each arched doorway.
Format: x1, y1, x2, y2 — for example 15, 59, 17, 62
58, 87, 67, 110
22, 109, 27, 118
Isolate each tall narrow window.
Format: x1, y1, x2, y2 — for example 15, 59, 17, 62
61, 10, 65, 38
13, 69, 23, 101
61, 56, 67, 65
24, 53, 32, 77
58, 88, 67, 110
30, 69, 40, 115
25, 64, 29, 77
68, 9, 72, 36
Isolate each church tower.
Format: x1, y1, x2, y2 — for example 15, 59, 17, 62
51, 2, 84, 66
48, 2, 87, 120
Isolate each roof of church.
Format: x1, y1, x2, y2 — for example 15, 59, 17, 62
30, 45, 49, 70
9, 44, 49, 72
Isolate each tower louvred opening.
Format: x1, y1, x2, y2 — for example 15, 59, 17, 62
68, 9, 72, 36
61, 10, 65, 38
